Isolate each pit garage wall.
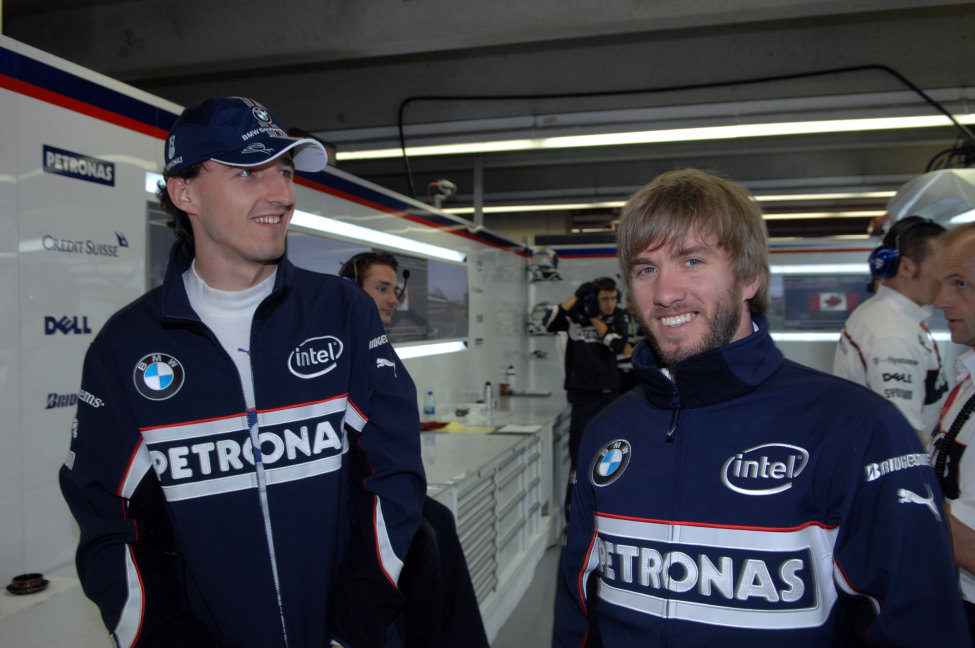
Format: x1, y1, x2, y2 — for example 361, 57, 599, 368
0, 35, 528, 582
535, 241, 966, 381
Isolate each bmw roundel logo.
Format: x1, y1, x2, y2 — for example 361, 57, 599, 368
133, 353, 185, 401
591, 439, 632, 487
252, 106, 271, 123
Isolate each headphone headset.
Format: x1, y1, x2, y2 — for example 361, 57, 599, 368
338, 252, 371, 284
867, 216, 935, 279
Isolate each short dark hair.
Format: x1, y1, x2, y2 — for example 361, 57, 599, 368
157, 163, 203, 259
339, 251, 398, 286
896, 218, 946, 263
592, 277, 618, 294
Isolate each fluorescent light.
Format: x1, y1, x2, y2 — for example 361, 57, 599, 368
772, 330, 951, 342
336, 114, 975, 160
755, 191, 896, 202
762, 210, 885, 220
443, 201, 625, 215
394, 340, 468, 359
291, 210, 466, 263
771, 263, 870, 274
145, 172, 466, 263
950, 208, 975, 224
771, 332, 841, 342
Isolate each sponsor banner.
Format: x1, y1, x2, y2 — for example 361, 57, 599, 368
43, 144, 115, 186
595, 515, 838, 629
44, 315, 92, 336
42, 231, 129, 257
141, 398, 350, 501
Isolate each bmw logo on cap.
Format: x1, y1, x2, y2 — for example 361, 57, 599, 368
591, 439, 631, 487
133, 353, 185, 401
252, 106, 272, 124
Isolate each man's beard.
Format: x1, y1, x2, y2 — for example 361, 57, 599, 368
644, 286, 744, 369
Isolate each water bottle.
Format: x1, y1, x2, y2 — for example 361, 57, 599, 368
483, 381, 494, 411
505, 365, 516, 392
423, 390, 435, 420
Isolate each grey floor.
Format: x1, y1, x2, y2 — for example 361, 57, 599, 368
492, 544, 561, 647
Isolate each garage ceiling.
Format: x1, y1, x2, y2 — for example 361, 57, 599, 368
6, 0, 975, 243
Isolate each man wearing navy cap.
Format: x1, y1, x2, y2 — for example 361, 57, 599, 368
60, 97, 426, 648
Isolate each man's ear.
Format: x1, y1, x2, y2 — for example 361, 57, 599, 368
166, 176, 194, 214
896, 255, 917, 279
742, 273, 761, 302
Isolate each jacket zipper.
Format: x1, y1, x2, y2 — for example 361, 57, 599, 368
666, 383, 681, 442
174, 313, 292, 647
245, 312, 292, 648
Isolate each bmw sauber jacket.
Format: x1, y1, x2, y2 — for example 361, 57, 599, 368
59, 247, 426, 648
554, 316, 970, 647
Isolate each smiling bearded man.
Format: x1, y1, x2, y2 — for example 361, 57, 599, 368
552, 168, 971, 648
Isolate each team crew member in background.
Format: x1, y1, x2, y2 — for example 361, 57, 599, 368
545, 276, 629, 472
554, 169, 969, 647
929, 223, 975, 640
60, 97, 426, 648
834, 215, 948, 441
340, 251, 489, 648
616, 292, 649, 393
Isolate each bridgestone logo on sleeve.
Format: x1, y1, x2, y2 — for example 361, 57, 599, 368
864, 453, 929, 482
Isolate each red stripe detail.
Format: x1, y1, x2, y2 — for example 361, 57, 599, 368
346, 397, 369, 423
578, 529, 598, 617
355, 436, 396, 587
596, 511, 838, 533
139, 411, 245, 432
0, 73, 168, 140
259, 392, 349, 414
126, 544, 147, 648
373, 495, 396, 588
116, 438, 145, 497
841, 325, 870, 377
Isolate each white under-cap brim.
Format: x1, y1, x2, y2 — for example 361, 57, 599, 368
211, 138, 328, 172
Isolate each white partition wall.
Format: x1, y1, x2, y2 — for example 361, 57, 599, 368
0, 35, 532, 588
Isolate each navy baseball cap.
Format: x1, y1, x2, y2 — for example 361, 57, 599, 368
164, 97, 328, 174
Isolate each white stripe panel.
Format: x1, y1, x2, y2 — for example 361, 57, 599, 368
264, 453, 343, 486
113, 545, 143, 648
161, 454, 345, 501
598, 515, 838, 552
142, 414, 248, 444
119, 442, 153, 500
595, 515, 839, 630
258, 397, 347, 427
581, 532, 601, 606
344, 401, 367, 432
600, 581, 834, 629
832, 562, 881, 615
162, 472, 257, 502
375, 500, 404, 584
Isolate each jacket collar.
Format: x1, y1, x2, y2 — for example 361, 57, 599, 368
634, 314, 784, 408
159, 244, 292, 323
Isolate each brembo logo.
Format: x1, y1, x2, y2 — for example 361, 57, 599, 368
721, 443, 809, 496
288, 336, 343, 379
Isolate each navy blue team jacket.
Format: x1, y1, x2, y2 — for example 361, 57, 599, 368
554, 316, 971, 647
60, 247, 426, 648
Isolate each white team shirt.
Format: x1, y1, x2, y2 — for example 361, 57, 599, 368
928, 349, 975, 603
834, 285, 948, 433
183, 262, 274, 409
